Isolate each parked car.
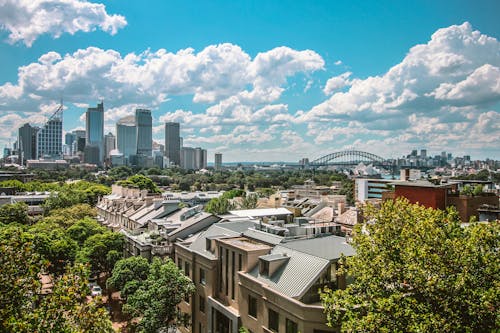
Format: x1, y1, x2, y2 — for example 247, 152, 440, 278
90, 285, 102, 297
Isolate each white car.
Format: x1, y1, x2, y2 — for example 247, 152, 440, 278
90, 285, 102, 297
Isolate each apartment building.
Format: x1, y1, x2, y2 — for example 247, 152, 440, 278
175, 221, 354, 333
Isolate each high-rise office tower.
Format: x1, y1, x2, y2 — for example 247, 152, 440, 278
214, 153, 222, 171
104, 132, 116, 159
64, 132, 76, 155
18, 123, 37, 164
420, 149, 427, 159
37, 117, 62, 159
165, 122, 180, 166
135, 109, 152, 156
116, 116, 137, 158
85, 102, 104, 164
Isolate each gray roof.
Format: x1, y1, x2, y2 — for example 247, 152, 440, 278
390, 180, 452, 188
188, 220, 256, 259
281, 235, 355, 260
246, 245, 329, 298
242, 228, 284, 245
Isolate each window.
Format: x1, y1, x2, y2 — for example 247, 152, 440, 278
248, 295, 258, 318
231, 251, 235, 299
268, 309, 279, 332
259, 259, 269, 276
185, 262, 190, 277
238, 253, 242, 271
286, 318, 298, 333
225, 248, 229, 295
199, 295, 205, 313
178, 258, 182, 270
199, 268, 206, 285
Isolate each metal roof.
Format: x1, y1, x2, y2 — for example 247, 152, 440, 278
281, 235, 355, 260
246, 245, 329, 299
228, 207, 292, 217
242, 228, 284, 245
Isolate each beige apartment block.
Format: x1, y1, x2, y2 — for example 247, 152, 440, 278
175, 220, 353, 333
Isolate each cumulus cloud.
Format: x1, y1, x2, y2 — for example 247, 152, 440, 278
0, 44, 323, 114
306, 22, 500, 125
0, 0, 127, 46
323, 72, 352, 95
297, 22, 500, 158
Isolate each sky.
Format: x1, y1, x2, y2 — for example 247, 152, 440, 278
0, 0, 499, 162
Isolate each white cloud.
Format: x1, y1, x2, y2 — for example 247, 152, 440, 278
323, 72, 352, 95
306, 22, 500, 126
0, 44, 323, 114
0, 0, 127, 47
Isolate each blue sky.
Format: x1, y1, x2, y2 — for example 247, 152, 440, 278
0, 0, 499, 161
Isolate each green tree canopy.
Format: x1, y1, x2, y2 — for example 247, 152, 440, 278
204, 197, 235, 215
123, 258, 195, 333
66, 217, 107, 245
0, 231, 113, 332
0, 202, 30, 225
77, 231, 124, 275
321, 198, 500, 333
107, 256, 150, 297
117, 174, 161, 193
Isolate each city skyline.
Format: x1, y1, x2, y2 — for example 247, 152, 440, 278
0, 1, 499, 162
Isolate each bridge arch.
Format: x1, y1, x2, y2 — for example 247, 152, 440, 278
310, 150, 386, 166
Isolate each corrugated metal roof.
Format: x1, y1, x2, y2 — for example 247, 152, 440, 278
228, 207, 292, 217
188, 221, 256, 259
242, 228, 284, 245
246, 245, 329, 298
282, 235, 355, 260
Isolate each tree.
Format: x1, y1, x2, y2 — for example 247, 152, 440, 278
117, 174, 161, 193
123, 258, 195, 332
77, 232, 124, 275
0, 230, 113, 332
321, 198, 500, 333
239, 193, 259, 209
0, 202, 30, 225
107, 256, 150, 298
205, 197, 235, 215
66, 217, 107, 245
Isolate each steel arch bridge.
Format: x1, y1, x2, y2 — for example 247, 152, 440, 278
309, 150, 388, 167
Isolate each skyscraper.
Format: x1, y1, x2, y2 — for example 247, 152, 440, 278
64, 132, 76, 155
104, 132, 116, 159
135, 109, 152, 156
194, 147, 207, 169
18, 123, 37, 164
37, 117, 62, 159
214, 153, 222, 171
116, 115, 137, 159
85, 102, 104, 164
165, 122, 180, 166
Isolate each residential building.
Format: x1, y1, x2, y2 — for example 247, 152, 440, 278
165, 122, 181, 166
181, 147, 196, 170
85, 102, 104, 164
175, 221, 354, 333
